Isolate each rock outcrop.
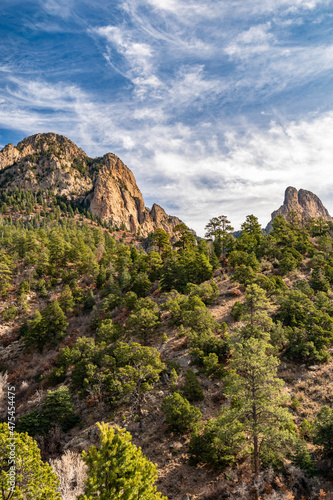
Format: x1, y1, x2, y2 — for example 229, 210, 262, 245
266, 186, 332, 231
0, 133, 183, 236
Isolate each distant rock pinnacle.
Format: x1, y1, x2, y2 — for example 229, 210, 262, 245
266, 186, 332, 231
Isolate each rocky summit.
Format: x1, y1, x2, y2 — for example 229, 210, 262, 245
266, 186, 332, 231
0, 132, 182, 236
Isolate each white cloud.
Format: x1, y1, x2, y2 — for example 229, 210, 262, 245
41, 0, 75, 19
92, 25, 163, 97
2, 74, 333, 234
225, 23, 275, 57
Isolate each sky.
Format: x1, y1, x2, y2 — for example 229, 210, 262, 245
1, 0, 333, 234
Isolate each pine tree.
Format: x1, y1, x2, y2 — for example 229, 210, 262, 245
79, 422, 167, 500
225, 339, 296, 480
150, 228, 171, 255
0, 423, 61, 499
239, 284, 273, 340
205, 215, 234, 257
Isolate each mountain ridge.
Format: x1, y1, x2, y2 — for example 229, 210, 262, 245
0, 132, 182, 236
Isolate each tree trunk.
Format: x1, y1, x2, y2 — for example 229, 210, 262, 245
253, 386, 260, 500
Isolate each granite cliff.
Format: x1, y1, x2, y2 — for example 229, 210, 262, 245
0, 133, 182, 236
266, 186, 332, 231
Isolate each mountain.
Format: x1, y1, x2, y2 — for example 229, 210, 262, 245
0, 133, 182, 236
265, 186, 332, 231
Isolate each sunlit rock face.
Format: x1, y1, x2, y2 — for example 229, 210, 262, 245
266, 186, 332, 231
0, 133, 182, 236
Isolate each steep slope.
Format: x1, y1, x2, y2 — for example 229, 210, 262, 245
266, 186, 332, 231
0, 133, 182, 236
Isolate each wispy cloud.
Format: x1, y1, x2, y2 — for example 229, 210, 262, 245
1, 0, 333, 234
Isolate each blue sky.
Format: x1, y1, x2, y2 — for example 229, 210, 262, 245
1, 0, 333, 234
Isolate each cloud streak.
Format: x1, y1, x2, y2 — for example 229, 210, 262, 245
1, 0, 333, 234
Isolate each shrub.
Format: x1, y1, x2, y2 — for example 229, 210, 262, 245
122, 291, 138, 310
161, 393, 202, 432
188, 411, 246, 467
83, 290, 96, 313
1, 305, 18, 321
313, 406, 333, 458
18, 386, 79, 436
18, 280, 30, 297
23, 301, 68, 351
231, 301, 244, 321
182, 369, 204, 402
186, 282, 219, 305
96, 319, 123, 343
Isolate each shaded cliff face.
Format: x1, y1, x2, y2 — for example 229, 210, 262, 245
266, 186, 332, 231
0, 133, 182, 236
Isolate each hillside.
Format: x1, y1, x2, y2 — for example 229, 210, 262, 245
0, 158, 333, 499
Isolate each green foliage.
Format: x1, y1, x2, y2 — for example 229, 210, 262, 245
182, 369, 204, 402
150, 228, 171, 254
83, 289, 96, 312
310, 266, 330, 292
313, 406, 333, 458
275, 290, 314, 327
53, 338, 164, 407
18, 386, 79, 436
18, 280, 29, 297
225, 338, 297, 475
237, 284, 273, 341
189, 330, 230, 371
36, 278, 48, 298
290, 397, 301, 411
79, 422, 167, 500
205, 215, 234, 257
161, 393, 202, 432
276, 288, 333, 362
285, 326, 331, 363
159, 250, 213, 293
291, 440, 316, 475
122, 291, 138, 310
126, 307, 160, 344
174, 223, 196, 250
131, 272, 152, 297
1, 305, 18, 321
23, 300, 68, 351
279, 250, 301, 274
101, 293, 122, 312
188, 409, 246, 467
0, 423, 61, 499
185, 281, 219, 305
231, 264, 257, 285
96, 318, 124, 343
230, 301, 244, 321
299, 419, 313, 441
58, 284, 75, 312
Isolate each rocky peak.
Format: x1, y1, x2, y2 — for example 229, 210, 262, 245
0, 133, 184, 237
266, 186, 332, 231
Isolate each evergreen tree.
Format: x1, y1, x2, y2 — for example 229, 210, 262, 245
173, 223, 196, 250
205, 215, 234, 257
0, 423, 61, 499
150, 228, 171, 255
23, 300, 68, 350
239, 284, 273, 340
79, 422, 167, 500
225, 339, 296, 478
